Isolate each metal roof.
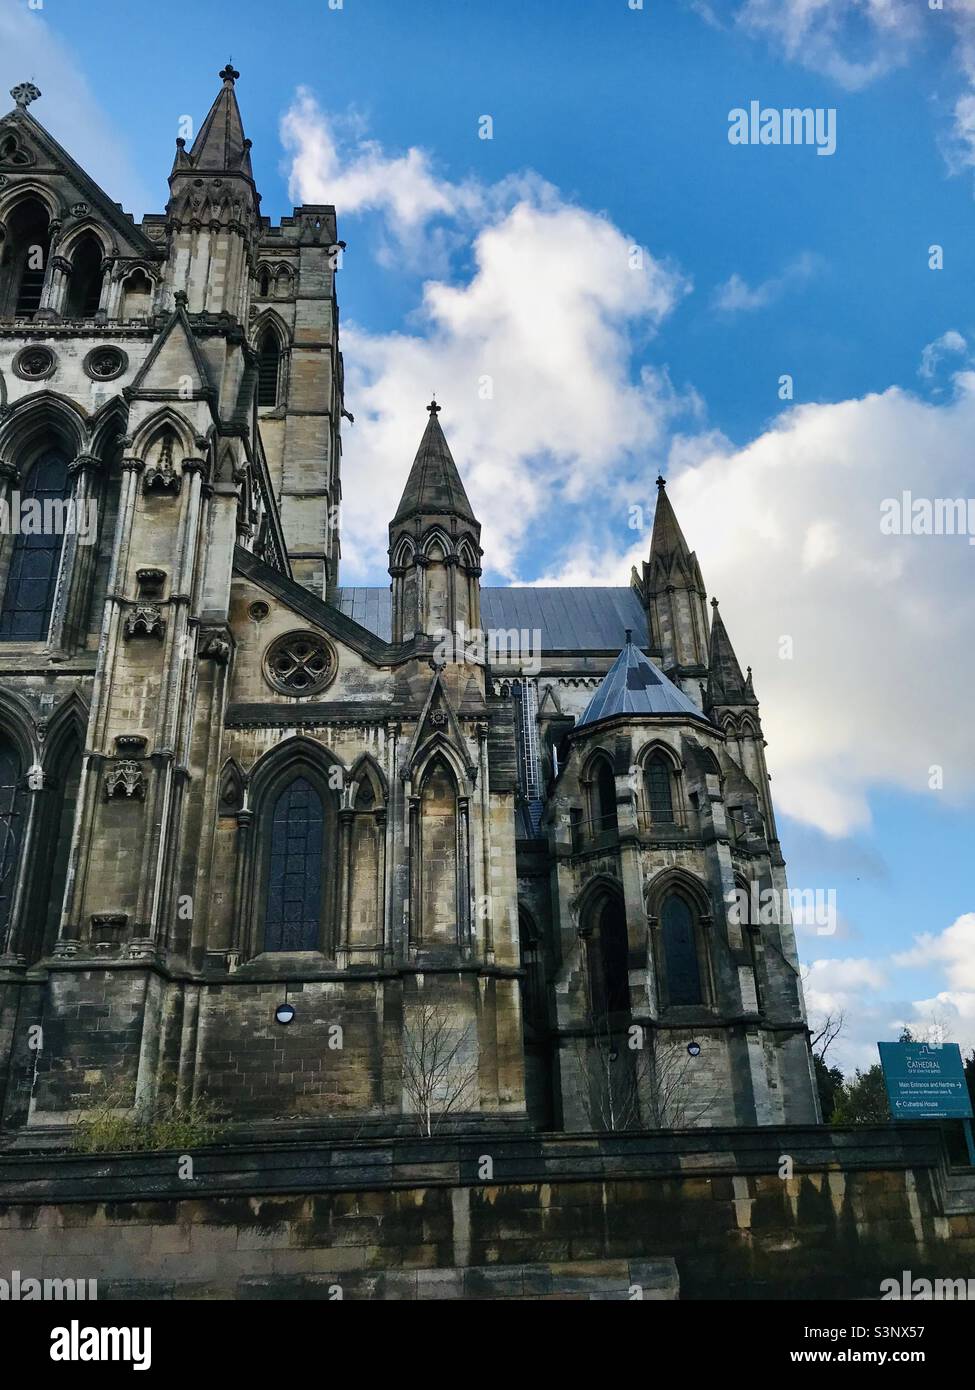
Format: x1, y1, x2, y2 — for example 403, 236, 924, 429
577, 637, 711, 728
334, 586, 649, 652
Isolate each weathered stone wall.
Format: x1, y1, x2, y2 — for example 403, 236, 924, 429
0, 1127, 970, 1300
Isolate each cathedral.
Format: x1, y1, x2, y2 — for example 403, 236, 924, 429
0, 68, 819, 1144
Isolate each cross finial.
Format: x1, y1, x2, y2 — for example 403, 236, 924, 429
711, 596, 719, 608
427, 398, 441, 416
655, 473, 666, 489
10, 82, 41, 109
625, 628, 633, 645
219, 63, 240, 85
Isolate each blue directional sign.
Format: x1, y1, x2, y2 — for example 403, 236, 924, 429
878, 1042, 973, 1120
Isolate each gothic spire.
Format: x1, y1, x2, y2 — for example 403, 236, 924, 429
648, 474, 694, 568
706, 598, 756, 707
183, 64, 253, 177
391, 402, 478, 527
632, 474, 709, 689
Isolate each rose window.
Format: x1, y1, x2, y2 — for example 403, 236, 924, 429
263, 631, 335, 696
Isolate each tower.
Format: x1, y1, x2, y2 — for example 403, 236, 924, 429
632, 475, 709, 703
388, 402, 483, 645
705, 597, 780, 856
166, 63, 260, 318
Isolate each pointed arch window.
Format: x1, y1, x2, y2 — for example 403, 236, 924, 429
346, 766, 386, 958
660, 893, 704, 1006
30, 729, 81, 963
417, 756, 461, 946
120, 269, 152, 320
256, 328, 281, 407
264, 776, 325, 951
0, 449, 71, 641
592, 757, 617, 834
519, 912, 546, 1034
645, 753, 675, 824
587, 895, 629, 1021
65, 234, 104, 318
2, 197, 50, 319
736, 878, 764, 1014
0, 735, 25, 945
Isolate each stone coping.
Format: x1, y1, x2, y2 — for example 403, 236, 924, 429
0, 1124, 947, 1207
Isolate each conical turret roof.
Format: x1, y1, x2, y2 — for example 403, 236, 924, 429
706, 600, 756, 706
392, 402, 478, 526
577, 633, 711, 729
649, 474, 693, 564
187, 64, 253, 176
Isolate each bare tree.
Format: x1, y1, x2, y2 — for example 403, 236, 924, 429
810, 1010, 845, 1062
573, 1018, 645, 1132
401, 1003, 479, 1137
643, 1032, 719, 1129
575, 1020, 719, 1131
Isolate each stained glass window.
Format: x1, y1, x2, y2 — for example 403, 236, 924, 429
661, 894, 703, 1006
0, 450, 71, 641
646, 755, 674, 822
264, 776, 324, 951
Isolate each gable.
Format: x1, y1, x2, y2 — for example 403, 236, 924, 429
0, 108, 156, 261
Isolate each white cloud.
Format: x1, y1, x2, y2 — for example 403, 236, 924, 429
941, 3, 975, 172
805, 926, 975, 1073
282, 88, 476, 230
712, 253, 822, 314
284, 95, 691, 578
918, 329, 968, 380
285, 92, 975, 841
723, 0, 975, 178
734, 0, 921, 91
805, 956, 889, 1014
281, 87, 554, 273
551, 378, 975, 836
893, 913, 975, 991
0, 1, 151, 216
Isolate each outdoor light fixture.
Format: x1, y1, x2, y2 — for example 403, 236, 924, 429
687, 1041, 701, 1057
275, 1001, 295, 1026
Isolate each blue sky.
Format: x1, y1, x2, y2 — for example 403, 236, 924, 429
4, 0, 975, 1073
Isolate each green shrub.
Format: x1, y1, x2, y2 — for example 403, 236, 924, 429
73, 1083, 224, 1153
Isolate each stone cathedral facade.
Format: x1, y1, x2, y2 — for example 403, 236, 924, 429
0, 70, 819, 1144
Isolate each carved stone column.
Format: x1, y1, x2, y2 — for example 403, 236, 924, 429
230, 810, 253, 958
0, 459, 20, 500
0, 460, 20, 577
47, 452, 105, 652
0, 772, 44, 963
374, 808, 386, 964
337, 806, 354, 956
36, 254, 70, 318
407, 792, 420, 950
458, 795, 471, 954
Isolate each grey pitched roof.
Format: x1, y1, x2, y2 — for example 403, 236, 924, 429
577, 636, 711, 728
334, 586, 649, 652
392, 407, 477, 526
336, 587, 394, 642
